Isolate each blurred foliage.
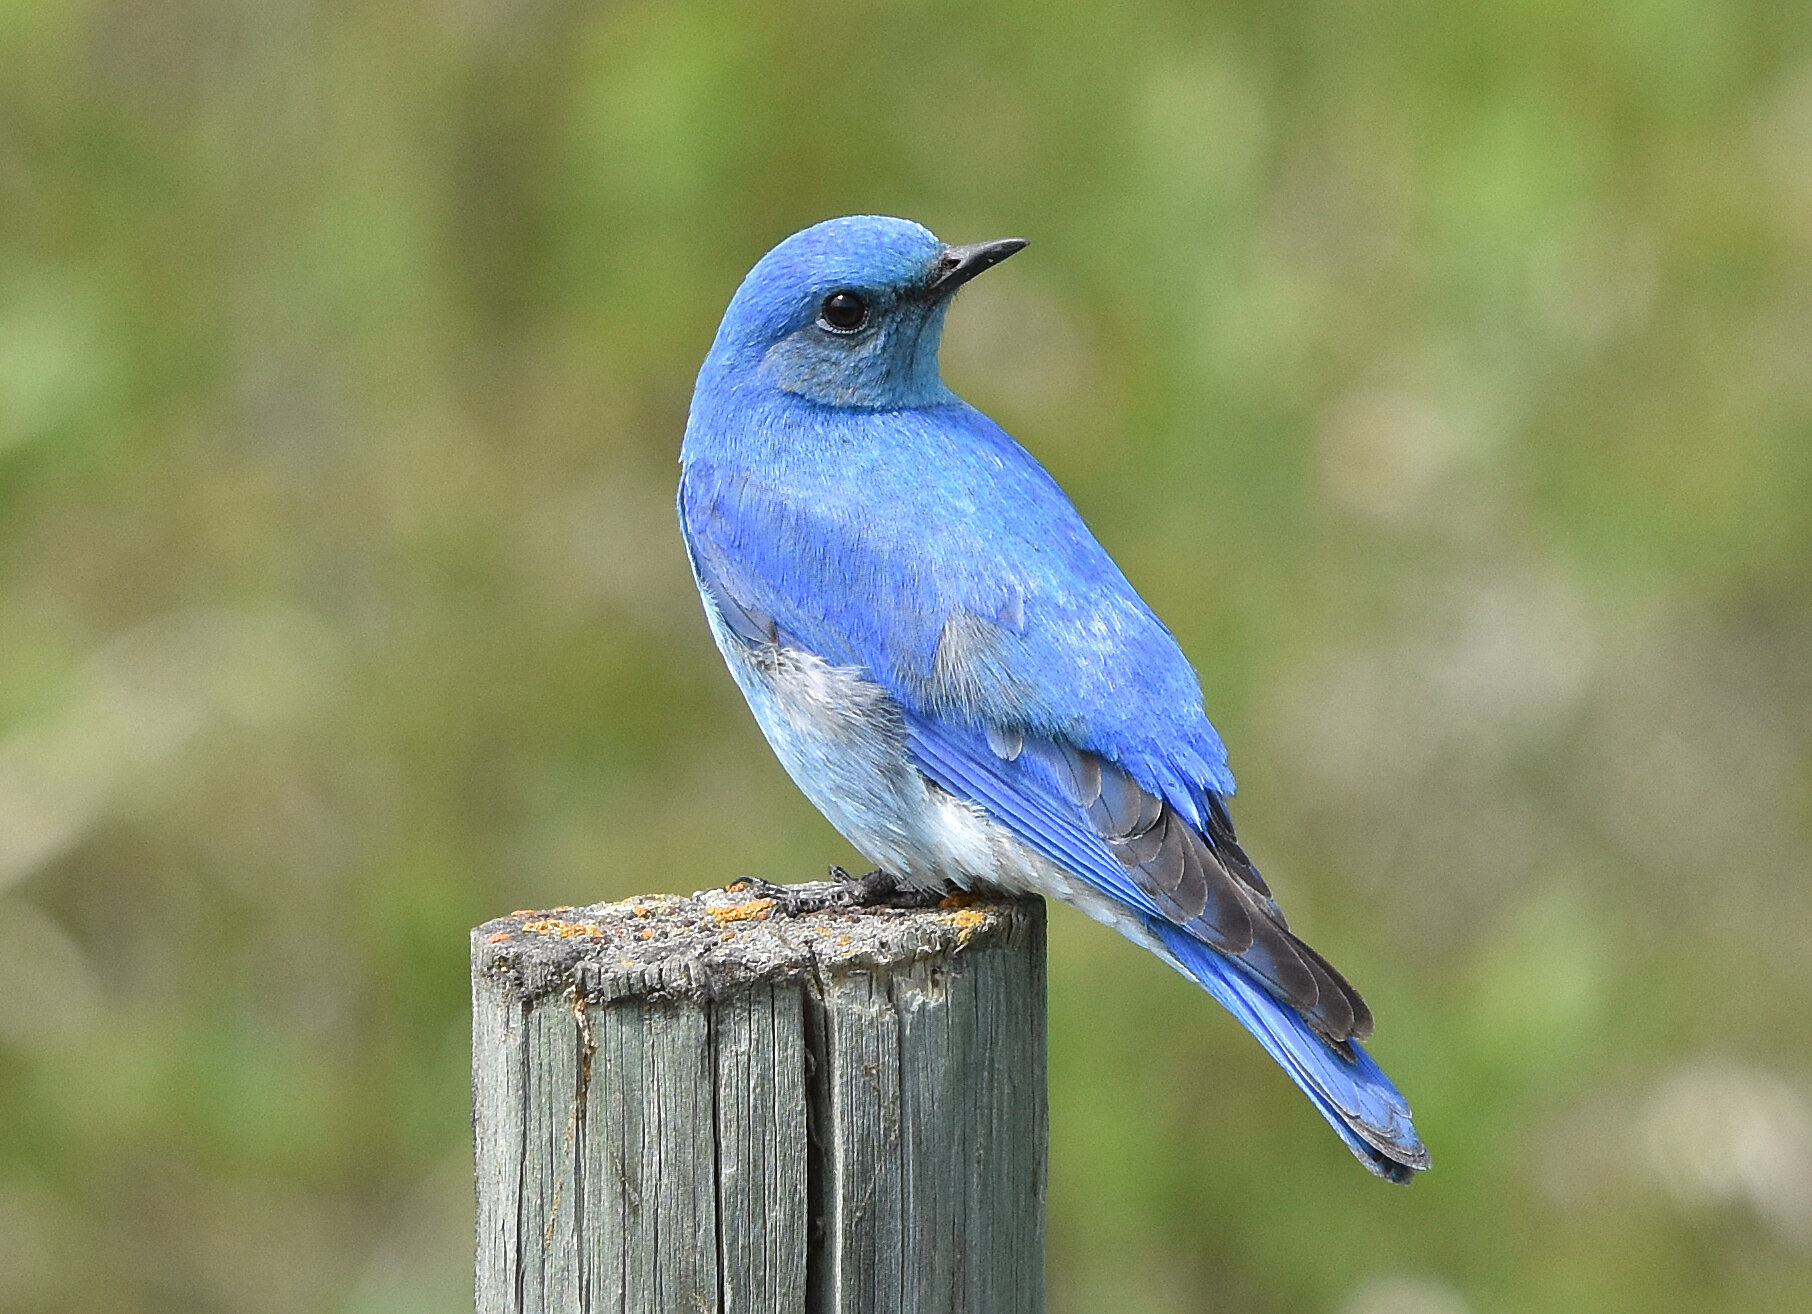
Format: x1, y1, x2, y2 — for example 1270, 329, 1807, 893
2, 0, 1811, 1310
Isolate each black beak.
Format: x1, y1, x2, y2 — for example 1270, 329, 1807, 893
926, 237, 1028, 296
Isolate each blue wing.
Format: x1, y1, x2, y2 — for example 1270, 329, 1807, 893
904, 710, 1427, 1180
680, 399, 1427, 1178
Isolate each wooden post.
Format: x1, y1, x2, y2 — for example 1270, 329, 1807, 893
472, 884, 1047, 1314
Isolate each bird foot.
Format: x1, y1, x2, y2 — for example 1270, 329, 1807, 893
727, 867, 950, 916
823, 865, 955, 909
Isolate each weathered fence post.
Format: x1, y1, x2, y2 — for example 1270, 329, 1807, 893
472, 883, 1047, 1314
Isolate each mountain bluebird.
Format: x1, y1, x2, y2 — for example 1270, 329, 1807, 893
678, 215, 1428, 1180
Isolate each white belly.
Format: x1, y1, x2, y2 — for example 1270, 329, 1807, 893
702, 601, 1161, 950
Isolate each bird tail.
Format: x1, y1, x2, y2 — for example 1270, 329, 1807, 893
1148, 918, 1430, 1182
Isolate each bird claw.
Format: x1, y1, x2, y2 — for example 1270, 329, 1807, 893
725, 875, 820, 915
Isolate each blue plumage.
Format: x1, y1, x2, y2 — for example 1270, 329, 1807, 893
679, 215, 1428, 1180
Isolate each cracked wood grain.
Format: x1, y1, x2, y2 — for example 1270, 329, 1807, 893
472, 886, 1046, 1314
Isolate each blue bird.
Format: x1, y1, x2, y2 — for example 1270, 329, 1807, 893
678, 215, 1428, 1181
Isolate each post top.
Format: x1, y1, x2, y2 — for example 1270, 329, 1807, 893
473, 882, 1043, 1005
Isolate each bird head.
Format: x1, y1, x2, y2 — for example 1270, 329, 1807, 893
699, 215, 1026, 410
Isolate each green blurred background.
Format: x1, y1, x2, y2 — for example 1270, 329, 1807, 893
3, 1, 1811, 1310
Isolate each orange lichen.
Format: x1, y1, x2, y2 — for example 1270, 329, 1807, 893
486, 930, 512, 944
938, 907, 988, 944
519, 918, 601, 939
632, 905, 649, 917
937, 892, 983, 909
510, 909, 535, 917
708, 898, 775, 924
637, 928, 655, 941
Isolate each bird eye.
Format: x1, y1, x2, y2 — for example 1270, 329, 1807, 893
818, 290, 868, 332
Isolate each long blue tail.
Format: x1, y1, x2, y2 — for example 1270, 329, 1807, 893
1150, 918, 1429, 1181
